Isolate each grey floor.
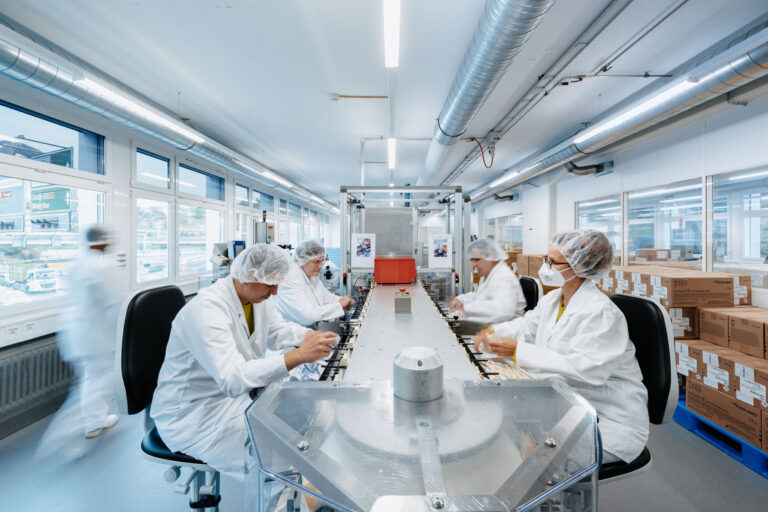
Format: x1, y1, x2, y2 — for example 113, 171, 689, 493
0, 407, 767, 511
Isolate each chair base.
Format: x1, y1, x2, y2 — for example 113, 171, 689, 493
599, 446, 651, 482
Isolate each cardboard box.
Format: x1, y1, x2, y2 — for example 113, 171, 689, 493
517, 255, 528, 277
699, 306, 765, 347
728, 310, 768, 359
667, 307, 698, 339
525, 254, 545, 277
636, 248, 672, 261
675, 339, 738, 395
686, 379, 762, 448
763, 411, 768, 454
729, 353, 768, 411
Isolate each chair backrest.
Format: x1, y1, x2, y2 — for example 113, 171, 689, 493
114, 285, 186, 415
519, 276, 543, 311
609, 294, 678, 424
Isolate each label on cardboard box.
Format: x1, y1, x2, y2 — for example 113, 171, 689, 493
704, 367, 729, 390
737, 380, 767, 405
653, 285, 668, 299
657, 250, 669, 259
616, 279, 629, 292
602, 277, 613, 292
735, 363, 755, 382
678, 354, 697, 375
635, 283, 647, 296
615, 270, 624, 280
632, 273, 643, 284
675, 341, 688, 356
671, 249, 681, 260
511, 262, 517, 272
651, 276, 662, 287
702, 351, 719, 367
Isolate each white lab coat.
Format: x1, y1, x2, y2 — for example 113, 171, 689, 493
150, 276, 308, 476
273, 263, 344, 327
456, 261, 526, 324
59, 249, 123, 432
492, 279, 649, 463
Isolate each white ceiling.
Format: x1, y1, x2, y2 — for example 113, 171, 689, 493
1, 0, 766, 201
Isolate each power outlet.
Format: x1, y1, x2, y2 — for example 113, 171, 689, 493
6, 326, 19, 340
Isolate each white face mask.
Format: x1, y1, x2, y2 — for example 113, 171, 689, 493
538, 262, 572, 287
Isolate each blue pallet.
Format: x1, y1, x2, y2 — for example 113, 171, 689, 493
674, 401, 768, 478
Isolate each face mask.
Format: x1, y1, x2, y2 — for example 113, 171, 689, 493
538, 262, 572, 287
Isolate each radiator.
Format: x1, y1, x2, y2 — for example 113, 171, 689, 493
0, 336, 73, 436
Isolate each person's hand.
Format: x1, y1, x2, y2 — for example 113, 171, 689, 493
473, 329, 491, 353
488, 336, 518, 357
299, 331, 339, 362
449, 297, 464, 312
339, 296, 355, 311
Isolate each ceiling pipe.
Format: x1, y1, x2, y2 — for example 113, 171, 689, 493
418, 0, 554, 185
471, 14, 768, 202
0, 17, 337, 211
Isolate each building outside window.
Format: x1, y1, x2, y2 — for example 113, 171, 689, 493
235, 183, 249, 207
0, 100, 104, 175
712, 168, 768, 288
0, 175, 104, 307
627, 180, 702, 269
178, 164, 225, 201
177, 204, 223, 276
136, 149, 170, 189
136, 197, 169, 283
577, 196, 621, 260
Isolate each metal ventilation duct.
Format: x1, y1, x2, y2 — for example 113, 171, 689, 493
471, 14, 768, 201
419, 0, 554, 184
0, 19, 333, 208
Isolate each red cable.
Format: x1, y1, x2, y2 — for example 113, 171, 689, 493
470, 138, 494, 168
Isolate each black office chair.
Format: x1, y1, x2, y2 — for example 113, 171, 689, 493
114, 285, 221, 511
599, 294, 679, 481
519, 275, 543, 311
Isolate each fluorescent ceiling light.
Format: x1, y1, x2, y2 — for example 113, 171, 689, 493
728, 170, 768, 181
141, 172, 170, 182
593, 206, 621, 212
579, 198, 619, 207
659, 204, 701, 211
78, 78, 205, 144
261, 170, 293, 188
659, 195, 700, 203
177, 180, 196, 187
628, 183, 700, 199
387, 137, 396, 169
573, 80, 697, 145
0, 134, 23, 143
383, 0, 401, 67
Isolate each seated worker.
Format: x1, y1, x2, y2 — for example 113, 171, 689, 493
449, 238, 526, 324
273, 240, 355, 327
474, 230, 649, 464
150, 244, 339, 477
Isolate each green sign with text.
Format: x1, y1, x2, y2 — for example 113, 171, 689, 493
31, 185, 71, 213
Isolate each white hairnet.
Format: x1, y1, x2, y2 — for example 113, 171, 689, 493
230, 244, 290, 285
551, 229, 613, 280
468, 238, 507, 262
83, 224, 114, 248
294, 240, 326, 266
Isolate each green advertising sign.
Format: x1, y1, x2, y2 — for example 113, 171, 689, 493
31, 186, 71, 213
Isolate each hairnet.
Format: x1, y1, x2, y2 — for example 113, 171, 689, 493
230, 244, 291, 285
294, 240, 326, 266
84, 224, 114, 248
467, 238, 507, 262
551, 229, 613, 280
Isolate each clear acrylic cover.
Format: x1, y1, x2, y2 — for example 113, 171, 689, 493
245, 379, 598, 512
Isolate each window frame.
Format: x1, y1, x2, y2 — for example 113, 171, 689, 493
174, 198, 226, 280
131, 140, 174, 194
131, 189, 174, 288
175, 162, 226, 205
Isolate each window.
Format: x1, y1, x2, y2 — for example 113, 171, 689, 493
178, 164, 224, 201
627, 180, 702, 268
712, 169, 768, 288
136, 149, 170, 189
0, 175, 104, 307
0, 100, 104, 174
309, 210, 320, 239
279, 199, 288, 216
577, 196, 621, 258
177, 204, 223, 276
136, 198, 169, 282
235, 184, 249, 207
235, 212, 249, 243
256, 191, 274, 213
496, 215, 523, 250
289, 201, 301, 218
485, 218, 496, 239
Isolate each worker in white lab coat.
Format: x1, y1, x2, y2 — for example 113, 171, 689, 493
273, 240, 355, 327
449, 238, 526, 324
474, 230, 649, 464
150, 244, 339, 477
58, 225, 123, 438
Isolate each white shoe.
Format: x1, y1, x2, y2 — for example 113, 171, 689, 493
85, 414, 119, 439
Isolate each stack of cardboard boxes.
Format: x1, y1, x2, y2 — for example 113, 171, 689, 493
599, 265, 767, 454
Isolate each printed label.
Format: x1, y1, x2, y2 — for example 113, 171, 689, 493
653, 285, 668, 299
735, 363, 755, 382
670, 250, 681, 261
677, 355, 697, 375
706, 366, 729, 386
657, 250, 669, 259
602, 277, 613, 291
635, 283, 647, 296
740, 380, 766, 402
702, 351, 719, 367
632, 273, 642, 284
650, 276, 662, 287
616, 278, 629, 291
675, 341, 687, 356
615, 271, 624, 280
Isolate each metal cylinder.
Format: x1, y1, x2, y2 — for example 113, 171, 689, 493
393, 346, 444, 402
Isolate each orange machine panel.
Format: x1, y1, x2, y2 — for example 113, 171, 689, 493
374, 258, 417, 284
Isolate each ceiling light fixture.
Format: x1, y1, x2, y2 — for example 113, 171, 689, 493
383, 0, 401, 67
579, 198, 619, 207
387, 137, 397, 169
628, 183, 701, 199
261, 170, 293, 188
728, 170, 768, 181
573, 80, 697, 145
77, 78, 205, 144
